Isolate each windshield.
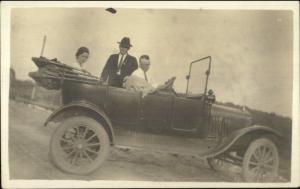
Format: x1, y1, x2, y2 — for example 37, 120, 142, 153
186, 56, 211, 96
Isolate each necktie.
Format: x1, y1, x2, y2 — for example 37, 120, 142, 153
143, 71, 148, 82
118, 55, 124, 71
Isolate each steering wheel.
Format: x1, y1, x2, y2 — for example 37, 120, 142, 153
153, 76, 176, 93
163, 76, 176, 89
148, 76, 177, 96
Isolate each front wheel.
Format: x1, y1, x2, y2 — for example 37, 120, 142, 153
50, 116, 110, 175
242, 138, 279, 182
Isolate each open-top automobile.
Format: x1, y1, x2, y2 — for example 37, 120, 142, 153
29, 55, 282, 182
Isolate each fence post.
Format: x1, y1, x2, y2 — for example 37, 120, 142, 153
31, 86, 36, 100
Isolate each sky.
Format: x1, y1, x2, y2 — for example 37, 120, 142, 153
10, 8, 293, 117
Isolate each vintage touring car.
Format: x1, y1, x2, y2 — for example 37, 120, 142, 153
29, 56, 282, 182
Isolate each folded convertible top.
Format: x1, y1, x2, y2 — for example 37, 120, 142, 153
29, 57, 99, 90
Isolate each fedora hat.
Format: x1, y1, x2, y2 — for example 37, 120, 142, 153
118, 37, 132, 48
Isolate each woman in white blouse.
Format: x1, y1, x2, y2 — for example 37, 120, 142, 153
73, 47, 91, 75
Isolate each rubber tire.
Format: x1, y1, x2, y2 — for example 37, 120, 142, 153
50, 116, 110, 175
207, 157, 224, 171
242, 137, 279, 182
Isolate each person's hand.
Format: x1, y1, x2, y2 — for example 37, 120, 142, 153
148, 88, 157, 94
156, 84, 164, 90
123, 76, 129, 82
82, 69, 91, 75
99, 78, 107, 85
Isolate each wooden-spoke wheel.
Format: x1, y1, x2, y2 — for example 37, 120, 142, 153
242, 138, 279, 182
207, 157, 225, 171
50, 116, 110, 175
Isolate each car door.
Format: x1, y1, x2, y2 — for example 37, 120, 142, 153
171, 56, 211, 134
171, 96, 204, 132
105, 86, 140, 126
138, 91, 174, 133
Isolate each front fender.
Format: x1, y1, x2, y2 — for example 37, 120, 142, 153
202, 125, 282, 158
45, 100, 115, 145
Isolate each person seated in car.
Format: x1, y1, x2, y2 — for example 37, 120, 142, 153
73, 46, 91, 75
131, 55, 158, 86
123, 55, 174, 97
123, 55, 156, 95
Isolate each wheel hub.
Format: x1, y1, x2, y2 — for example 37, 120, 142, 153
74, 139, 85, 149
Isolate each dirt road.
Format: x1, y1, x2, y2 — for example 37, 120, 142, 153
8, 100, 289, 181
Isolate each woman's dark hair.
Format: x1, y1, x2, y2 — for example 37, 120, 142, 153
76, 47, 89, 57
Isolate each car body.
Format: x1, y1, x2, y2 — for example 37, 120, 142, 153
29, 56, 282, 182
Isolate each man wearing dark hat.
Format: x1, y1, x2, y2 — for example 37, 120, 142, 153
100, 37, 138, 87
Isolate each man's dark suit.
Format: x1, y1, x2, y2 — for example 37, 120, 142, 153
100, 54, 138, 87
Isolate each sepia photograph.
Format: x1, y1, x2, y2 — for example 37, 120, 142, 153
1, 1, 299, 188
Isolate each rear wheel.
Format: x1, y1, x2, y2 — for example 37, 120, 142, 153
50, 116, 110, 175
242, 138, 279, 182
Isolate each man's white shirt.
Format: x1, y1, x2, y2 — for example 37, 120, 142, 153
131, 67, 157, 88
72, 62, 83, 70
117, 53, 127, 74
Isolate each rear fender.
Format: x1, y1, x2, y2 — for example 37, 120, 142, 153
45, 100, 115, 145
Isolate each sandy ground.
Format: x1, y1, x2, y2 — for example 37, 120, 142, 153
8, 100, 290, 182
